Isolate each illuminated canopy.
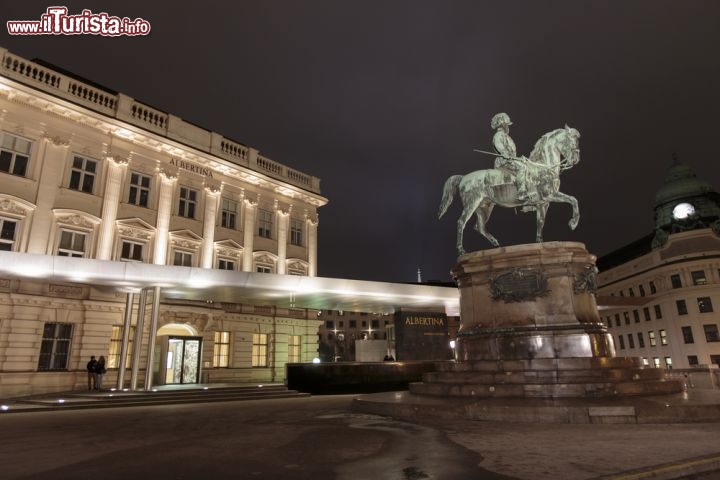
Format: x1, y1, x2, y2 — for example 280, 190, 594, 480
0, 252, 459, 315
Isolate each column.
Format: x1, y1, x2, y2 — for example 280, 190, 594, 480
276, 205, 290, 275
307, 217, 319, 277
96, 156, 128, 259
143, 286, 162, 391
116, 292, 134, 389
27, 135, 69, 253
153, 167, 177, 265
200, 184, 221, 268
130, 289, 147, 391
242, 198, 257, 272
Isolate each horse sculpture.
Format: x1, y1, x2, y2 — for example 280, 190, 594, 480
439, 125, 581, 255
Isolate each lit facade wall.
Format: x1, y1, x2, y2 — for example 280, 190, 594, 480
0, 47, 326, 396
597, 229, 720, 370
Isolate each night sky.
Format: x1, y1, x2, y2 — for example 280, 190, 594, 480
2, 1, 719, 283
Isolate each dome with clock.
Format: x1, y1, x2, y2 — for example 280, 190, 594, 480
652, 155, 720, 247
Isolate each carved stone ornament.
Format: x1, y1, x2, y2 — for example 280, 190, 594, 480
159, 164, 179, 181
57, 214, 95, 229
118, 226, 152, 240
42, 133, 70, 147
0, 199, 27, 215
489, 268, 549, 303
573, 265, 599, 295
204, 179, 222, 194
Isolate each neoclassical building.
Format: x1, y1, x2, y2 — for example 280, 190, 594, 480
0, 47, 330, 396
597, 158, 720, 373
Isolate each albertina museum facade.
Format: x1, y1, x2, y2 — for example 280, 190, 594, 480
0, 47, 328, 396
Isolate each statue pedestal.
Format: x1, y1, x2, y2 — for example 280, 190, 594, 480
410, 242, 682, 398
454, 241, 611, 361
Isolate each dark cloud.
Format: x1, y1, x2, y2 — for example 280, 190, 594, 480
3, 1, 719, 282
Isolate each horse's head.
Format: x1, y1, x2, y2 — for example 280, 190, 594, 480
561, 124, 580, 169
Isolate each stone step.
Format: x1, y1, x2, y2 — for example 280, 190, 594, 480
434, 357, 646, 373
409, 379, 682, 398
7, 386, 310, 413
423, 367, 665, 385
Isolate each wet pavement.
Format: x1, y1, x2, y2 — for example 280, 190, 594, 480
0, 394, 719, 479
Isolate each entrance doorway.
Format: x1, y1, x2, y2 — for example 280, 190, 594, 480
157, 335, 202, 385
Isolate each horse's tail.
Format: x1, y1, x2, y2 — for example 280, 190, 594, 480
438, 175, 462, 219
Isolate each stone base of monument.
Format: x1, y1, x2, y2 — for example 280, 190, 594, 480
352, 242, 720, 423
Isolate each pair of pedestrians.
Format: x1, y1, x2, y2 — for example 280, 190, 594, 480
86, 355, 107, 391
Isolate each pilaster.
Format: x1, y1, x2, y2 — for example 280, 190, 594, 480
153, 166, 178, 265
96, 155, 128, 259
200, 181, 222, 268
242, 198, 257, 272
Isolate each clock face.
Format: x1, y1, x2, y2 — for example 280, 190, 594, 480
672, 202, 695, 220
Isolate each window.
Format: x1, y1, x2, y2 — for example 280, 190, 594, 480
37, 323, 73, 371
649, 281, 657, 294
681, 326, 695, 344
349, 320, 357, 329
339, 321, 344, 328
371, 319, 379, 329
128, 172, 151, 207
120, 240, 144, 262
642, 357, 649, 366
0, 218, 17, 251
288, 335, 301, 363
659, 329, 668, 346
213, 331, 230, 367
633, 310, 640, 323
704, 324, 720, 342
691, 270, 707, 286
290, 218, 303, 246
639, 285, 646, 297
221, 198, 237, 229
653, 357, 660, 368
628, 288, 635, 297
0, 133, 31, 177
627, 334, 635, 349
643, 307, 651, 321
670, 274, 682, 289
698, 297, 714, 313
606, 317, 612, 328
688, 355, 699, 366
326, 321, 334, 329
676, 299, 688, 315
649, 331, 657, 347
664, 357, 673, 369
623, 312, 630, 325
217, 258, 236, 271
614, 314, 620, 327
107, 325, 135, 369
251, 333, 267, 367
618, 335, 625, 350
57, 230, 86, 257
258, 209, 273, 238
178, 186, 197, 218
362, 321, 367, 328
654, 305, 662, 319
69, 155, 97, 193
173, 250, 193, 267
637, 332, 645, 348
256, 265, 272, 274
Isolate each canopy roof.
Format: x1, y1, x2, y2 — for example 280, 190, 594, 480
0, 252, 459, 315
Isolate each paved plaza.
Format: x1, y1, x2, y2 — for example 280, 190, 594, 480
1, 393, 720, 479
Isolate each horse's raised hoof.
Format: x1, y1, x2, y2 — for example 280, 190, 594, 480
569, 217, 579, 230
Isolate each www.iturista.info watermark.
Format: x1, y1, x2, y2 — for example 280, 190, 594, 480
7, 7, 151, 36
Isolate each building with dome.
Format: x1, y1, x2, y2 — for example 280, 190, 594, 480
597, 157, 720, 375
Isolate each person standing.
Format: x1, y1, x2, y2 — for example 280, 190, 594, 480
95, 355, 107, 391
86, 355, 97, 391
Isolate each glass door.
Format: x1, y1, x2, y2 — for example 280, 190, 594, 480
164, 336, 201, 384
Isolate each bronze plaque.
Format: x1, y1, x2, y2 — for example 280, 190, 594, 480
489, 268, 549, 303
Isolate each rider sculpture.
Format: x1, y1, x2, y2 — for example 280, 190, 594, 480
490, 113, 536, 203
439, 113, 581, 254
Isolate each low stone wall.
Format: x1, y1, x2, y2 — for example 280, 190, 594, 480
286, 361, 441, 394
